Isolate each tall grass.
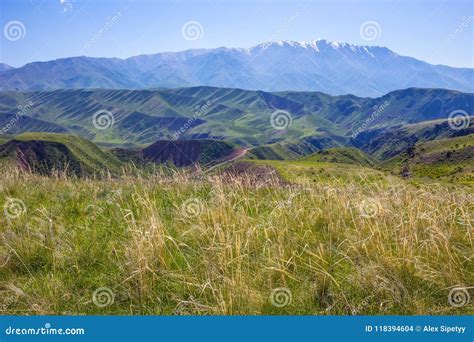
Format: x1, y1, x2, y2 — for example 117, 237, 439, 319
0, 165, 472, 315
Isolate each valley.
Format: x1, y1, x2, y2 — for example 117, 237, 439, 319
0, 84, 472, 317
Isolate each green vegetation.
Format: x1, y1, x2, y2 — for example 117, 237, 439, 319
352, 118, 473, 160
249, 159, 387, 186
1, 131, 472, 186
0, 136, 10, 145
301, 147, 375, 166
246, 141, 315, 161
0, 133, 123, 176
0, 133, 241, 176
0, 161, 472, 315
381, 135, 474, 186
0, 87, 471, 148
0, 130, 472, 316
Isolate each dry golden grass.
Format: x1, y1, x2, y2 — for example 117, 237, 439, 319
0, 164, 472, 315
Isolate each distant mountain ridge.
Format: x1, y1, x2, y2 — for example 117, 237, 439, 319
1, 39, 472, 97
0, 63, 13, 72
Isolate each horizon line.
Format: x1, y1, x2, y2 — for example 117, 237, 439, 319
2, 38, 473, 70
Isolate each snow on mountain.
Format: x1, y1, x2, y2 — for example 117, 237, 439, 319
0, 39, 472, 97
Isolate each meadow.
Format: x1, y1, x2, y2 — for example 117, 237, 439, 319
0, 161, 472, 315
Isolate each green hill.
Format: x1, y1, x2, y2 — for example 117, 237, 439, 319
0, 133, 243, 175
301, 147, 375, 166
380, 134, 474, 185
117, 139, 239, 167
0, 87, 471, 148
247, 159, 387, 186
0, 136, 11, 144
0, 132, 123, 176
246, 141, 317, 161
246, 144, 304, 161
352, 117, 474, 160
246, 134, 347, 161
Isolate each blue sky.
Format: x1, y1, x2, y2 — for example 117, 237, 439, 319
0, 0, 472, 68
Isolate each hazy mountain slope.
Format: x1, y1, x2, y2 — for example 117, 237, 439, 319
0, 63, 13, 72
1, 40, 472, 96
0, 113, 68, 135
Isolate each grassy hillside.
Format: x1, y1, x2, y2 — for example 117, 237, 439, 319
2, 131, 471, 189
0, 133, 243, 174
0, 133, 123, 176
246, 141, 319, 161
142, 140, 238, 167
352, 118, 474, 160
246, 144, 303, 161
381, 134, 474, 185
0, 163, 471, 315
0, 87, 471, 147
248, 159, 387, 186
0, 136, 11, 144
246, 135, 348, 161
301, 147, 375, 166
113, 139, 239, 168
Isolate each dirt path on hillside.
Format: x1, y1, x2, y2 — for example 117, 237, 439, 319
201, 147, 249, 174
219, 147, 249, 163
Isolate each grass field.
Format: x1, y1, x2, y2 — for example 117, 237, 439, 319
250, 159, 387, 186
0, 161, 472, 315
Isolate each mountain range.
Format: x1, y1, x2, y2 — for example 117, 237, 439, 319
1, 39, 472, 97
0, 86, 472, 149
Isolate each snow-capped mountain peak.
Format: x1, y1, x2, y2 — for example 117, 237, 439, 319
1, 39, 471, 97
249, 38, 383, 55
